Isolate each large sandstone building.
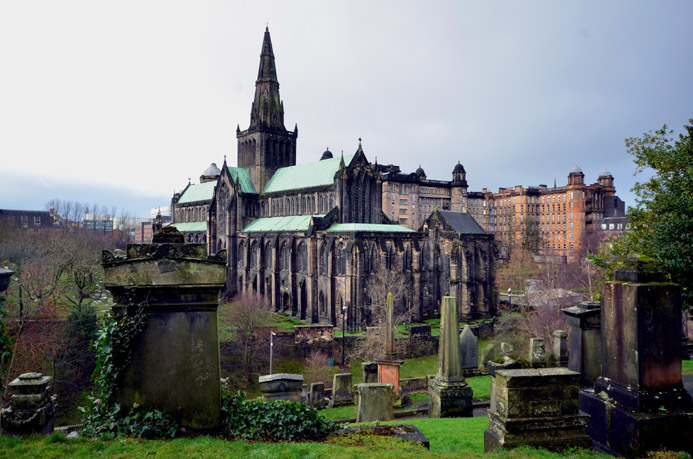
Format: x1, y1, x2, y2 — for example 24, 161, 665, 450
170, 28, 496, 328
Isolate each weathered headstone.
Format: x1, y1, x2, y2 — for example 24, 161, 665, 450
528, 338, 546, 367
580, 268, 693, 456
331, 373, 353, 407
355, 383, 394, 422
310, 382, 327, 409
300, 384, 309, 404
561, 301, 601, 387
0, 373, 57, 436
428, 296, 473, 418
459, 325, 480, 377
484, 368, 591, 452
480, 343, 496, 374
499, 342, 513, 358
101, 231, 226, 431
259, 373, 304, 402
377, 293, 403, 398
361, 362, 378, 383
552, 330, 569, 366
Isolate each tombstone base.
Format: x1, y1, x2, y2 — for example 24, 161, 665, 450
484, 410, 591, 452
427, 375, 473, 418
580, 389, 693, 456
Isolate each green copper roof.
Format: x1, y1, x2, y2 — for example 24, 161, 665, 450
262, 154, 356, 193
326, 223, 416, 233
177, 180, 217, 204
170, 222, 207, 232
243, 215, 325, 233
228, 166, 257, 194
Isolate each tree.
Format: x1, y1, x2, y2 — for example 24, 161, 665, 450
219, 290, 272, 382
349, 270, 413, 362
589, 120, 693, 307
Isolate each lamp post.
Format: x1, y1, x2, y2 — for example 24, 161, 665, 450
269, 332, 276, 375
14, 277, 23, 318
342, 303, 348, 369
507, 288, 512, 309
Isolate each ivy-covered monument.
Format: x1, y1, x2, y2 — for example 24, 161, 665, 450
170, 27, 496, 327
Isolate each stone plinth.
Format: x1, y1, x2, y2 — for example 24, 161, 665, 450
355, 383, 394, 422
377, 360, 403, 397
428, 296, 473, 418
331, 373, 353, 407
484, 368, 591, 452
561, 301, 600, 387
310, 382, 327, 408
1, 373, 57, 436
361, 362, 378, 383
259, 373, 304, 402
580, 270, 693, 456
102, 239, 226, 432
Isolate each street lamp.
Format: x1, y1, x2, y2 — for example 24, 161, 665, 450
14, 276, 23, 318
269, 332, 277, 375
507, 288, 512, 308
342, 303, 348, 369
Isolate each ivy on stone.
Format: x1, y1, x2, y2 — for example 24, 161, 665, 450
80, 308, 177, 439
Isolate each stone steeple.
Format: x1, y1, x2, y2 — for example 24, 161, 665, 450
249, 26, 285, 130
237, 27, 298, 192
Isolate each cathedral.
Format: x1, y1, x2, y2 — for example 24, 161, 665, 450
170, 28, 496, 328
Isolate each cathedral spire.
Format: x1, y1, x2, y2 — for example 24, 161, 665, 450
249, 27, 285, 130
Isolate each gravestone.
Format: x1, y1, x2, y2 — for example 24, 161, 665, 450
101, 231, 226, 431
552, 330, 569, 366
480, 343, 497, 374
377, 293, 403, 398
428, 296, 473, 418
528, 338, 546, 367
300, 384, 309, 404
310, 382, 327, 409
499, 342, 513, 358
459, 325, 480, 377
580, 268, 693, 456
0, 373, 57, 436
259, 374, 304, 402
331, 373, 353, 407
361, 362, 378, 383
355, 383, 394, 422
484, 368, 591, 452
561, 301, 601, 387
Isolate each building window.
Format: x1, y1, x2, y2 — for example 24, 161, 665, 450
33, 216, 41, 226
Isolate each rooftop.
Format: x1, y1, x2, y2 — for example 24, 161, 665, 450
177, 180, 217, 204
242, 214, 325, 233
325, 223, 416, 234
263, 154, 356, 193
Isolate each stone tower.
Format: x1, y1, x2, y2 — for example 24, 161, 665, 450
450, 161, 469, 212
237, 27, 298, 192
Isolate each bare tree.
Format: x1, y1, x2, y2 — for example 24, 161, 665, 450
349, 270, 413, 362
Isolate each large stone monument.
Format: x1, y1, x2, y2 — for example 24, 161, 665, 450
428, 296, 473, 418
101, 227, 226, 431
580, 268, 693, 456
484, 368, 591, 451
1, 373, 57, 436
561, 301, 601, 387
355, 383, 394, 422
377, 293, 403, 397
459, 325, 480, 377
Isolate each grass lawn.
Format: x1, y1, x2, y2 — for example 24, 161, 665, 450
683, 359, 693, 376
0, 418, 609, 458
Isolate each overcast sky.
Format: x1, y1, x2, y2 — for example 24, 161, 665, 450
1, 1, 692, 216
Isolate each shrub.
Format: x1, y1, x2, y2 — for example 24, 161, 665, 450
222, 390, 335, 441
